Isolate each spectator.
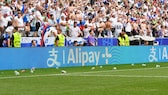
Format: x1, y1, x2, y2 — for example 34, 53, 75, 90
2, 30, 11, 47
105, 17, 113, 38
73, 40, 79, 46
88, 29, 96, 46
83, 24, 90, 38
5, 21, 14, 37
30, 10, 36, 32
59, 15, 67, 35
114, 18, 123, 37
97, 19, 106, 38
31, 40, 37, 47
14, 11, 25, 36
125, 18, 132, 36
69, 22, 82, 37
25, 22, 30, 37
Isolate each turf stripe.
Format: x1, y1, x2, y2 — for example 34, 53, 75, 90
1, 66, 168, 79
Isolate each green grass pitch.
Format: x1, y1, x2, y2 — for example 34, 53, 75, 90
1, 63, 168, 95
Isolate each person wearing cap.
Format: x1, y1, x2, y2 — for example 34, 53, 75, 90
11, 26, 21, 47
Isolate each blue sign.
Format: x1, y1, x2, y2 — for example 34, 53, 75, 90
20, 37, 168, 47
0, 46, 168, 70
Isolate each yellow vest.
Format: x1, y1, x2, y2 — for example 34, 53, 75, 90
124, 34, 130, 46
13, 32, 21, 47
118, 37, 125, 46
57, 34, 65, 47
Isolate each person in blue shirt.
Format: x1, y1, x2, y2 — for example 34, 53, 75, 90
2, 32, 11, 47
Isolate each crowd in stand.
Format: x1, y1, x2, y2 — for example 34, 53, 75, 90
0, 0, 168, 47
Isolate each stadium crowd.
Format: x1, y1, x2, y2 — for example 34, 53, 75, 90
0, 0, 168, 47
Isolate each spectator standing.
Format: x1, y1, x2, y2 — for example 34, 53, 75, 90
69, 22, 82, 37
125, 18, 132, 36
14, 12, 25, 36
105, 17, 113, 38
29, 10, 36, 32
2, 21, 14, 47
114, 18, 123, 37
25, 22, 30, 37
83, 24, 90, 38
88, 29, 96, 46
59, 15, 67, 35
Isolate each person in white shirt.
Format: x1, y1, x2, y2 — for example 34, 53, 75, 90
83, 24, 90, 38
1, 3, 13, 16
55, 4, 63, 20
29, 10, 36, 31
110, 14, 118, 28
14, 12, 25, 36
59, 15, 67, 35
0, 14, 5, 29
48, 14, 56, 26
69, 21, 82, 37
125, 18, 132, 36
49, 4, 57, 23
86, 18, 95, 30
5, 21, 14, 37
114, 18, 123, 37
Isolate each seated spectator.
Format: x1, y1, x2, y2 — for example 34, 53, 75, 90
143, 40, 149, 46
31, 40, 37, 47
73, 40, 79, 46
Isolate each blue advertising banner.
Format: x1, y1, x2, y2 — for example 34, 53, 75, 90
0, 46, 168, 70
21, 37, 168, 47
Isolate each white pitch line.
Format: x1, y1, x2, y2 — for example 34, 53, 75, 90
1, 66, 168, 79
67, 74, 168, 78
70, 66, 168, 74
0, 73, 67, 79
